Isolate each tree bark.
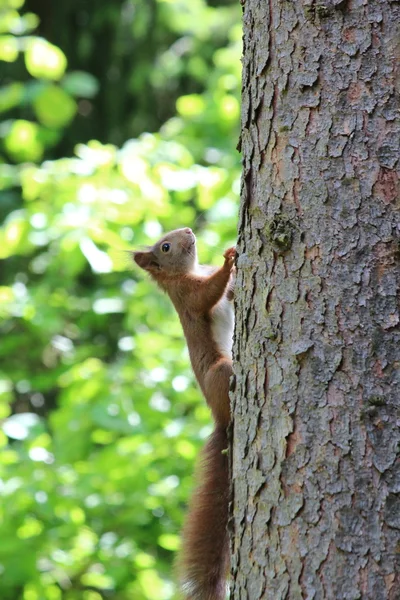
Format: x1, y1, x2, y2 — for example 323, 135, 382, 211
231, 1, 400, 599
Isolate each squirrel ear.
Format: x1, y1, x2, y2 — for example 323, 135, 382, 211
133, 251, 160, 272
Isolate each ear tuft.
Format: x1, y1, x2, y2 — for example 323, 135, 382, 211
133, 251, 159, 272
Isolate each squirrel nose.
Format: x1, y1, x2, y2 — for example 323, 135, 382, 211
184, 228, 192, 235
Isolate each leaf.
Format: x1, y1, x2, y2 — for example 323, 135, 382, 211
176, 94, 205, 117
158, 533, 180, 551
0, 82, 23, 112
4, 119, 43, 161
0, 34, 18, 61
33, 84, 76, 129
62, 71, 99, 98
1, 412, 42, 440
25, 38, 67, 80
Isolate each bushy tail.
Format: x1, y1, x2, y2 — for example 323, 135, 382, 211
177, 425, 230, 600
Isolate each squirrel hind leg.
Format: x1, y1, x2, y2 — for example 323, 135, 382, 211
177, 426, 230, 600
203, 358, 233, 427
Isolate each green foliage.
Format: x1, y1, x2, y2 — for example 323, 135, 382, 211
0, 0, 241, 598
0, 1, 83, 162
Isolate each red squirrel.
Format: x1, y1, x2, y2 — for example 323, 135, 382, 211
133, 227, 235, 600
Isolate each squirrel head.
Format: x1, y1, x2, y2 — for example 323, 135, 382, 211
133, 228, 197, 278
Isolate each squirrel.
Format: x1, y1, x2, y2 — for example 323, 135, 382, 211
133, 227, 235, 600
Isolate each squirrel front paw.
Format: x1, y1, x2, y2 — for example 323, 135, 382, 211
223, 247, 236, 270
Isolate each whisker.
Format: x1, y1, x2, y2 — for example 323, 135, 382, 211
192, 210, 209, 229
179, 244, 197, 263
108, 249, 136, 270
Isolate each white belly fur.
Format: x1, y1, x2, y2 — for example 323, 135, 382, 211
211, 295, 234, 358
194, 263, 234, 358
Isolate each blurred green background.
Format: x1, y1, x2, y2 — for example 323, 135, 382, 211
0, 0, 241, 598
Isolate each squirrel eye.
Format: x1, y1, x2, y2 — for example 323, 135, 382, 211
161, 242, 171, 253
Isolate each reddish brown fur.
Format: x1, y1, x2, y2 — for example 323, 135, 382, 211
133, 229, 234, 599
160, 267, 234, 427
177, 426, 230, 600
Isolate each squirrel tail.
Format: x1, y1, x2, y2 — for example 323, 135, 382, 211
177, 424, 230, 600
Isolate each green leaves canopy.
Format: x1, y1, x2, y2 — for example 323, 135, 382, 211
0, 0, 241, 598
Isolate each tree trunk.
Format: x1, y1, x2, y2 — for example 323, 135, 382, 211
231, 1, 400, 599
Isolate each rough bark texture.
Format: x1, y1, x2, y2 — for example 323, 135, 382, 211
231, 1, 400, 599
